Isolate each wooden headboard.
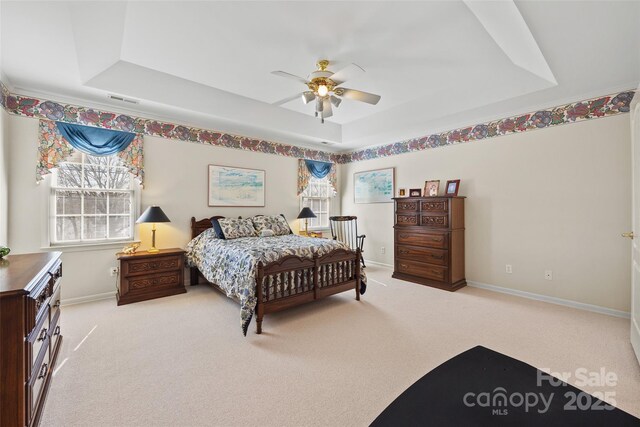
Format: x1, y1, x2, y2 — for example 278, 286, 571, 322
190, 216, 225, 239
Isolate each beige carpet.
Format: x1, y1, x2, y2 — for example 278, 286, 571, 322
42, 265, 640, 426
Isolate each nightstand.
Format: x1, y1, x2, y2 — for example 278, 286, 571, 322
116, 248, 186, 305
299, 231, 323, 238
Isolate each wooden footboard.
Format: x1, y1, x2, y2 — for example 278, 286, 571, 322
254, 248, 361, 333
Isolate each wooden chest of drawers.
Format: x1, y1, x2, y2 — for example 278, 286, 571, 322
393, 197, 465, 291
116, 248, 185, 305
0, 251, 63, 426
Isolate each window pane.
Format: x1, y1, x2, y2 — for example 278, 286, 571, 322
108, 192, 130, 214
56, 164, 83, 188
84, 191, 107, 214
56, 190, 82, 215
83, 216, 107, 240
109, 215, 131, 239
109, 167, 130, 190
56, 216, 81, 241
84, 165, 109, 189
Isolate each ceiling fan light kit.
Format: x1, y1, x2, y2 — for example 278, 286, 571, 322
272, 59, 381, 124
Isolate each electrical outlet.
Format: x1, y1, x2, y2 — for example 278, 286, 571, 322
110, 267, 119, 277
506, 264, 512, 274
380, 246, 386, 254
545, 270, 553, 280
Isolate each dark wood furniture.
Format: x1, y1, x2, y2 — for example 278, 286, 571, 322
116, 248, 186, 305
190, 216, 362, 334
0, 252, 63, 427
393, 196, 466, 291
329, 215, 366, 266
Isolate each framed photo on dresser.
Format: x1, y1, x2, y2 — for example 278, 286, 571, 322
445, 179, 461, 196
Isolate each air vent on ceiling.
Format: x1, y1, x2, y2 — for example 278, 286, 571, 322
108, 94, 140, 105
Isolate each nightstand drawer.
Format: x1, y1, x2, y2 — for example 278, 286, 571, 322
125, 271, 182, 292
122, 255, 182, 277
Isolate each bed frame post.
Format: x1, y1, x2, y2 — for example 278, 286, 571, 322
190, 267, 199, 286
355, 249, 361, 301
313, 254, 319, 299
256, 261, 264, 334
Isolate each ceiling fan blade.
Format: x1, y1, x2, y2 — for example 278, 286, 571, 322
335, 87, 381, 105
302, 91, 315, 104
330, 63, 365, 85
271, 71, 309, 85
330, 95, 342, 108
322, 98, 333, 118
272, 93, 304, 106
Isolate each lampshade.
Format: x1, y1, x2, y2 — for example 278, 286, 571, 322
136, 206, 170, 223
297, 207, 317, 219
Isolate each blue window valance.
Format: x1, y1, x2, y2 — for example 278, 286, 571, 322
304, 159, 333, 179
56, 122, 136, 156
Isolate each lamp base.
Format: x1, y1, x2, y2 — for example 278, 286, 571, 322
147, 248, 160, 253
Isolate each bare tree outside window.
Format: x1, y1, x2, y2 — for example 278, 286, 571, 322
52, 152, 135, 244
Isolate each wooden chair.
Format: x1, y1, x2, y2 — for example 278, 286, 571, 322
329, 216, 366, 267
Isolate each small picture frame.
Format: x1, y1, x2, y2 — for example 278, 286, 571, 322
424, 180, 440, 197
398, 188, 407, 197
445, 179, 461, 196
409, 188, 422, 197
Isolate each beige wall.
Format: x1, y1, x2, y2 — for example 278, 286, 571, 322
0, 109, 8, 245
6, 115, 334, 301
341, 114, 632, 312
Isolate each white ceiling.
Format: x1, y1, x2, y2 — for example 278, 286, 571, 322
1, 1, 639, 152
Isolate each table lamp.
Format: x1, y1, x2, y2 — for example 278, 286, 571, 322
136, 206, 170, 253
297, 207, 316, 235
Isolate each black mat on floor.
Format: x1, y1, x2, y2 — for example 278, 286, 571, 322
371, 345, 639, 426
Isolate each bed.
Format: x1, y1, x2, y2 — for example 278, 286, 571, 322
186, 216, 363, 335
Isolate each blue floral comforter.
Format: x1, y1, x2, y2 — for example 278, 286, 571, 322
185, 229, 362, 335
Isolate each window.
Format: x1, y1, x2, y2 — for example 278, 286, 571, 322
300, 177, 332, 230
50, 151, 136, 245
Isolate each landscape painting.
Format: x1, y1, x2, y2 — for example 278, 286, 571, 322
208, 165, 265, 207
354, 167, 395, 203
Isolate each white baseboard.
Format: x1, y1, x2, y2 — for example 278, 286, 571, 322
61, 291, 116, 307
364, 259, 393, 268
467, 280, 630, 319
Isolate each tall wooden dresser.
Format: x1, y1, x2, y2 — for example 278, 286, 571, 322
392, 196, 466, 291
0, 252, 63, 427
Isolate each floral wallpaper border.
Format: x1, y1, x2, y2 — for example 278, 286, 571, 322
334, 89, 635, 163
1, 81, 635, 165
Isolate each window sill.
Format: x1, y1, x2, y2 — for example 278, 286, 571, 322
42, 240, 140, 253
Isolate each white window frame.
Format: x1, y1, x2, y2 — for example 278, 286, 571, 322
300, 177, 332, 231
47, 152, 140, 247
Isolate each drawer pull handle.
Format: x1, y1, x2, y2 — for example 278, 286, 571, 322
54, 300, 61, 308
38, 328, 48, 342
54, 325, 61, 336
38, 363, 48, 380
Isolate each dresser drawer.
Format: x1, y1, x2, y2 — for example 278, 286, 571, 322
126, 271, 182, 292
396, 200, 419, 212
397, 259, 448, 282
421, 199, 448, 213
122, 255, 182, 277
27, 341, 50, 426
396, 245, 448, 266
26, 309, 49, 380
396, 214, 419, 226
421, 214, 448, 228
49, 281, 62, 323
396, 230, 449, 249
30, 275, 52, 329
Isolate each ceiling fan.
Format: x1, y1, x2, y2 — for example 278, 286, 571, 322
271, 59, 381, 123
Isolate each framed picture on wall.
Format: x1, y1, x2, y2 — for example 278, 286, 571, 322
445, 179, 461, 196
424, 180, 440, 197
354, 167, 395, 203
208, 165, 265, 207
